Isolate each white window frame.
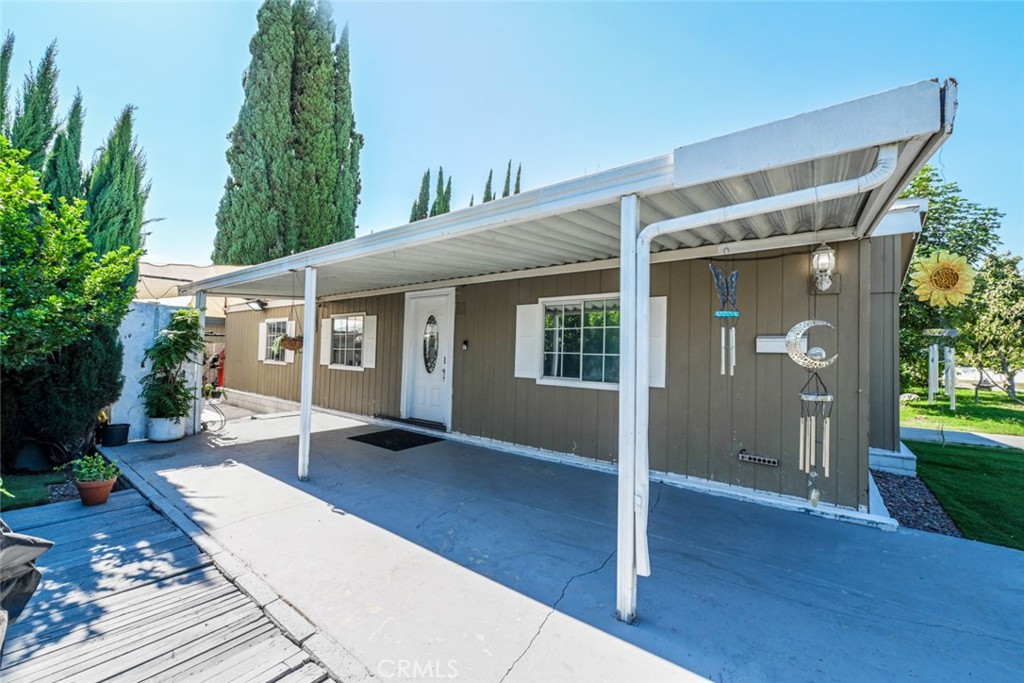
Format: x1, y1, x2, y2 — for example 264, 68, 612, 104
327, 312, 366, 372
537, 292, 621, 392
262, 317, 289, 365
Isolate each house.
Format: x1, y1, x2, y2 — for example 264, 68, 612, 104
182, 79, 956, 622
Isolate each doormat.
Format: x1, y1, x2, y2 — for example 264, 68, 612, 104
349, 429, 443, 452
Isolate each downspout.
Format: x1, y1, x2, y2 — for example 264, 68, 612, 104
620, 143, 898, 604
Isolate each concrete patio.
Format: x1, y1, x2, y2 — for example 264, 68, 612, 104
105, 412, 1024, 682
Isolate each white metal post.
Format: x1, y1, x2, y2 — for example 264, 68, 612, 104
298, 266, 317, 480
633, 214, 651, 580
928, 344, 939, 404
192, 290, 207, 436
616, 194, 639, 623
945, 346, 956, 411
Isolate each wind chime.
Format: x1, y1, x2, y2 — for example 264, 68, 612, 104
786, 320, 838, 505
909, 250, 976, 412
709, 264, 739, 376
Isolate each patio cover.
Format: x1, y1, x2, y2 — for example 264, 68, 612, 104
182, 78, 957, 623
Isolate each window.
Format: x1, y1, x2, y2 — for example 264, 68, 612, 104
265, 320, 288, 363
543, 298, 620, 384
331, 314, 364, 367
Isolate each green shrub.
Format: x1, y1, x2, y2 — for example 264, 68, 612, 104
141, 308, 205, 421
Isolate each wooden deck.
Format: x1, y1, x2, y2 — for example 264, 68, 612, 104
1, 490, 331, 683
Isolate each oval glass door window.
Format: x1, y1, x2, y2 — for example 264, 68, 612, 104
423, 315, 439, 373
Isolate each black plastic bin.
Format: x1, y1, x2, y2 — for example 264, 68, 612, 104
100, 423, 130, 447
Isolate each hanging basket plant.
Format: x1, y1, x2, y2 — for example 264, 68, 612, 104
274, 335, 304, 353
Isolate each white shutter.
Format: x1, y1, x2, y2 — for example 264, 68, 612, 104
514, 304, 544, 379
649, 296, 667, 389
285, 320, 296, 363
257, 322, 267, 361
362, 315, 377, 369
320, 319, 333, 366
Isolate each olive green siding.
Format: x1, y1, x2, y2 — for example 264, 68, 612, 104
225, 238, 903, 510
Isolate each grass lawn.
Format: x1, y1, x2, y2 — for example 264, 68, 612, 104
906, 439, 1024, 551
900, 386, 1024, 436
1, 472, 66, 511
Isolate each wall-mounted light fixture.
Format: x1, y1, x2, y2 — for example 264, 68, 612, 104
245, 299, 268, 311
811, 243, 836, 292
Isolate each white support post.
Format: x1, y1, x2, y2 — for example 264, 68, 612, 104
616, 194, 639, 623
192, 290, 207, 436
298, 266, 317, 481
633, 211, 651, 580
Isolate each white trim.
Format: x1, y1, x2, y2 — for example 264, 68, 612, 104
538, 291, 619, 306
536, 377, 618, 392
324, 311, 368, 371
262, 317, 289, 364
401, 287, 456, 428
328, 364, 364, 372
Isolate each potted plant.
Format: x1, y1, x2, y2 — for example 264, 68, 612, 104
273, 335, 303, 353
67, 453, 121, 506
141, 308, 206, 442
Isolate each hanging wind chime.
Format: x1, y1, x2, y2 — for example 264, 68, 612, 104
786, 320, 838, 504
709, 264, 739, 376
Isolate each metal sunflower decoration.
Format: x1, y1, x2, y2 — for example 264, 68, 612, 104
909, 250, 976, 308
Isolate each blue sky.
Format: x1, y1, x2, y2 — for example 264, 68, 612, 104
3, 1, 1022, 263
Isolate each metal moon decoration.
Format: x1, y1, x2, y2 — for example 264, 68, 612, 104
709, 264, 739, 376
785, 320, 837, 370
785, 319, 838, 493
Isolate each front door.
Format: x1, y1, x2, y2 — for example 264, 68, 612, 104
403, 290, 454, 427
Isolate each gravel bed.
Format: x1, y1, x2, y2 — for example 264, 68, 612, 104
47, 472, 79, 503
871, 469, 963, 537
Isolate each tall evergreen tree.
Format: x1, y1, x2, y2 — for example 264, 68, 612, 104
482, 169, 494, 202
501, 159, 511, 198
443, 177, 452, 213
85, 106, 148, 286
430, 166, 445, 217
514, 163, 522, 194
213, 0, 295, 265
291, 0, 339, 251
0, 33, 13, 137
469, 194, 474, 207
411, 168, 430, 221
334, 24, 361, 241
11, 40, 59, 172
43, 89, 84, 204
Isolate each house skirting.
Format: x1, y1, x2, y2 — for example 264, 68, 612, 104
869, 442, 917, 476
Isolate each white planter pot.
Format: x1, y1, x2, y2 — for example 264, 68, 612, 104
147, 417, 186, 442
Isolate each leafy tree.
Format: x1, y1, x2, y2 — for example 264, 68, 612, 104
42, 89, 84, 204
213, 0, 296, 264
501, 159, 511, 198
514, 163, 521, 195
85, 105, 149, 286
961, 252, 1024, 401
334, 24, 362, 241
482, 169, 493, 202
10, 40, 59, 172
411, 168, 430, 221
0, 32, 13, 136
0, 138, 139, 373
898, 167, 1002, 386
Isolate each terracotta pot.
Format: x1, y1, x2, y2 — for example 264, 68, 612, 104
76, 478, 117, 506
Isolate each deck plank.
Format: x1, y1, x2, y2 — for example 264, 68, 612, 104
0, 486, 331, 682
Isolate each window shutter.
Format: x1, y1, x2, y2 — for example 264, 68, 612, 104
514, 304, 544, 379
285, 320, 296, 363
362, 315, 378, 369
257, 322, 267, 361
649, 296, 667, 388
320, 319, 332, 366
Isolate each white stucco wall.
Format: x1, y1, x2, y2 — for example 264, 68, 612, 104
110, 302, 198, 441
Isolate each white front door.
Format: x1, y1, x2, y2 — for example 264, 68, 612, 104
403, 290, 455, 427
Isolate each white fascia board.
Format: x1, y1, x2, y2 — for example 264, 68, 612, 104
872, 200, 927, 237
181, 154, 675, 296
673, 80, 943, 188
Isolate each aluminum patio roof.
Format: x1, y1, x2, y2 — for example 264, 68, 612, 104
183, 79, 956, 300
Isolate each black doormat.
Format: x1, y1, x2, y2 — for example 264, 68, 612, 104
349, 428, 443, 452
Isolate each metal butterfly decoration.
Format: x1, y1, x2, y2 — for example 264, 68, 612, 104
709, 264, 739, 376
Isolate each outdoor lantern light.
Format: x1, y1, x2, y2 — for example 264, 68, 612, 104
811, 243, 836, 292
245, 299, 268, 311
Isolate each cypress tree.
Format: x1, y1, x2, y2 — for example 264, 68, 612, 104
469, 194, 474, 207
291, 0, 339, 251
212, 0, 295, 264
482, 169, 494, 202
85, 105, 148, 286
0, 33, 13, 137
412, 169, 430, 221
443, 177, 452, 214
514, 163, 522, 194
11, 40, 59, 172
334, 24, 361, 241
501, 159, 511, 198
410, 199, 420, 223
430, 166, 445, 217
43, 89, 84, 204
